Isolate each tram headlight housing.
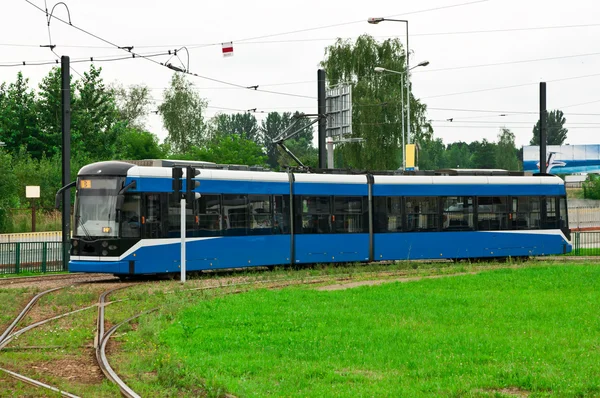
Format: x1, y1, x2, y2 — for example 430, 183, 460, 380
72, 240, 78, 247
101, 241, 109, 248
101, 250, 108, 256
108, 245, 117, 251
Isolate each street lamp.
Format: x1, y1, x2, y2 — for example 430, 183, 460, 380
375, 61, 429, 170
368, 17, 415, 146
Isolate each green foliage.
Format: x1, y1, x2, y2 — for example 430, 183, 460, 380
210, 112, 260, 142
582, 174, 600, 199
321, 35, 432, 170
180, 134, 267, 166
417, 138, 445, 170
0, 72, 44, 158
445, 142, 473, 169
115, 128, 165, 160
530, 109, 568, 145
495, 128, 520, 171
159, 73, 208, 154
113, 83, 152, 129
469, 139, 497, 169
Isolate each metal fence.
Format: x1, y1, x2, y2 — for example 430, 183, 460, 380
0, 242, 65, 275
570, 231, 600, 256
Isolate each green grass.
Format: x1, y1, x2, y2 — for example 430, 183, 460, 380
4, 210, 62, 233
119, 265, 600, 397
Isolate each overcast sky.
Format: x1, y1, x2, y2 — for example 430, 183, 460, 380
3, 0, 600, 149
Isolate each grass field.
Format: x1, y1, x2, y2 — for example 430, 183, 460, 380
1, 262, 599, 397
110, 264, 600, 397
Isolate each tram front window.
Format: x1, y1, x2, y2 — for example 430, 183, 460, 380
74, 178, 120, 239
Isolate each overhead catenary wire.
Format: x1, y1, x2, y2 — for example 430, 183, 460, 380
22, 0, 316, 101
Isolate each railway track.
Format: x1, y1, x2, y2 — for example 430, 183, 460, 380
0, 280, 141, 397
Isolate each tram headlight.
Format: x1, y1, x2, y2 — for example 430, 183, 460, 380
108, 245, 117, 251
72, 240, 78, 247
101, 250, 108, 256
101, 241, 109, 248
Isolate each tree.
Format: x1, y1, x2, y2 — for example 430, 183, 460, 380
114, 128, 165, 160
260, 112, 292, 168
113, 83, 152, 129
73, 65, 121, 160
445, 142, 473, 169
530, 109, 568, 145
418, 138, 445, 170
181, 135, 267, 166
470, 139, 497, 169
159, 73, 208, 154
495, 128, 520, 171
36, 67, 77, 158
210, 112, 260, 142
0, 72, 43, 158
321, 35, 432, 170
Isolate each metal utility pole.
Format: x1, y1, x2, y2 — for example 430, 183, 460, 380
61, 56, 71, 271
539, 82, 547, 174
318, 69, 327, 169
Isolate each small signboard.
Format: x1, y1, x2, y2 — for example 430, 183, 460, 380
26, 186, 40, 198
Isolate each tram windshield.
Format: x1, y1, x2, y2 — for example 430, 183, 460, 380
74, 178, 121, 239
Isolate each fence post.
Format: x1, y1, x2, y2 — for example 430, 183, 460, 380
574, 231, 580, 256
15, 242, 20, 274
42, 242, 47, 273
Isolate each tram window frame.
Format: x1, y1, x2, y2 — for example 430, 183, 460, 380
273, 195, 291, 234
441, 196, 475, 231
405, 197, 440, 232
195, 194, 222, 237
222, 194, 249, 236
332, 196, 365, 233
248, 195, 272, 235
477, 196, 509, 231
373, 196, 402, 233
295, 196, 332, 234
120, 194, 141, 238
512, 196, 541, 230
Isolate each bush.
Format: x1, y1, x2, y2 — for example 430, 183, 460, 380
582, 174, 600, 199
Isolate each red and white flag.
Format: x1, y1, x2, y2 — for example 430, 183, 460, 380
222, 42, 233, 57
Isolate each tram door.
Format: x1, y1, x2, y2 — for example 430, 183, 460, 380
142, 193, 166, 239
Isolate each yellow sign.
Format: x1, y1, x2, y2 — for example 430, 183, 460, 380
80, 180, 92, 189
405, 144, 416, 169
102, 227, 111, 233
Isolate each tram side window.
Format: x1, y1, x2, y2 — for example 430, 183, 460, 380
222, 194, 249, 236
196, 195, 221, 237
513, 197, 541, 230
405, 197, 439, 232
249, 195, 272, 235
273, 195, 290, 234
296, 196, 331, 234
373, 197, 402, 233
442, 196, 474, 231
120, 194, 141, 238
333, 196, 365, 233
145, 194, 163, 239
559, 196, 568, 229
167, 196, 192, 238
477, 197, 509, 231
373, 197, 389, 233
543, 197, 559, 229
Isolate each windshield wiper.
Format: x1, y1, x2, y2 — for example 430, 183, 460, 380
76, 215, 94, 241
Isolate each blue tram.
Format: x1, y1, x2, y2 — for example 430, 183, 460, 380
65, 161, 571, 275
